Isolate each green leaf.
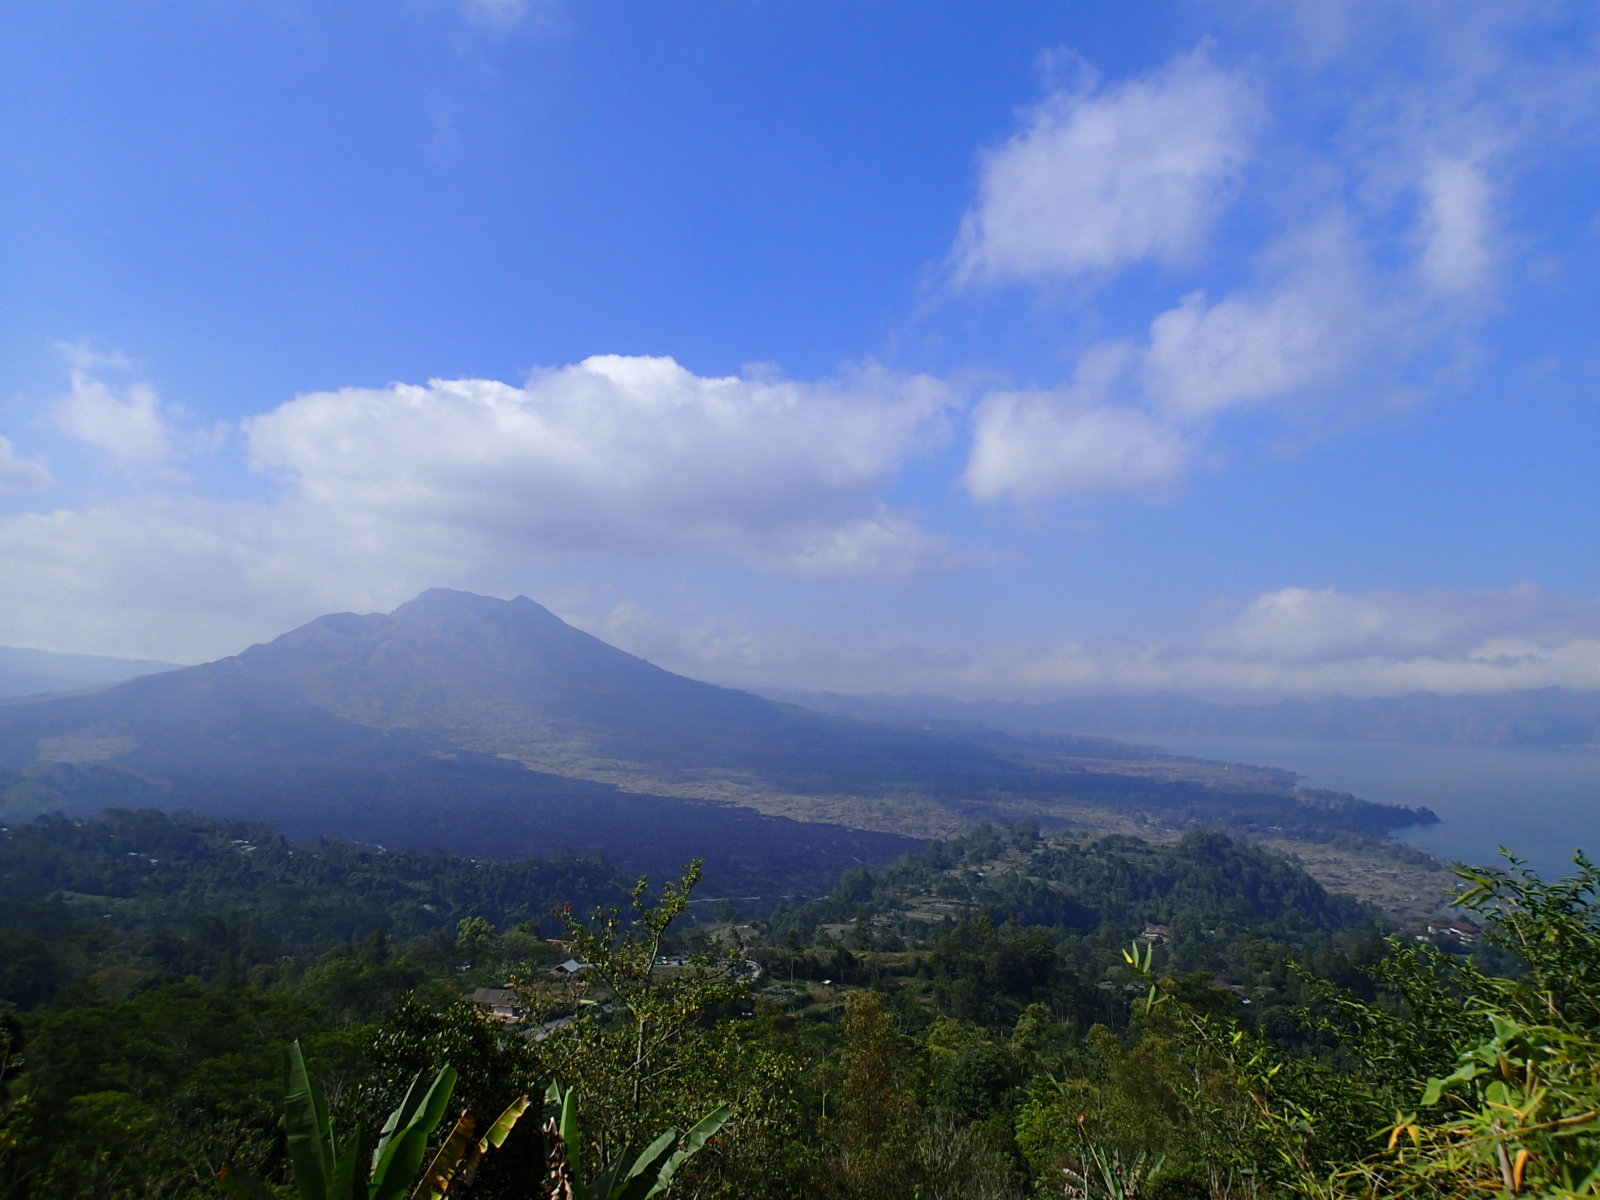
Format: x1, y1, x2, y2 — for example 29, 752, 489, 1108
587, 1149, 631, 1200
608, 1130, 678, 1200
283, 1042, 333, 1200
557, 1083, 585, 1192
647, 1105, 732, 1198
374, 1070, 433, 1167
370, 1066, 458, 1200
329, 1126, 373, 1200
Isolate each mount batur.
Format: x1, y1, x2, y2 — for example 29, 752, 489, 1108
0, 589, 1430, 901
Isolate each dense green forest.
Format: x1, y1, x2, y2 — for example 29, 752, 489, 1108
0, 809, 628, 1011
1, 810, 1596, 1198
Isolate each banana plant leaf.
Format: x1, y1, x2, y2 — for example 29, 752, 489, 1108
648, 1105, 731, 1198
284, 1041, 335, 1200
542, 1082, 731, 1200
411, 1109, 478, 1200
370, 1066, 457, 1200
413, 1094, 532, 1200
328, 1127, 374, 1200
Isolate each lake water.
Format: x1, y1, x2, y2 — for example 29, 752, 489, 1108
1110, 733, 1599, 880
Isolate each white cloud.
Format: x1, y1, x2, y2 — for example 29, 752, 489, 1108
1215, 585, 1600, 665
53, 368, 174, 466
958, 586, 1600, 700
1144, 288, 1328, 418
965, 389, 1187, 503
575, 597, 977, 695
758, 510, 956, 578
0, 352, 974, 662
992, 638, 1600, 700
1230, 2, 1600, 304
952, 44, 1256, 283
958, 192, 1466, 502
1142, 221, 1372, 418
584, 600, 800, 685
0, 489, 479, 662
7, 469, 1599, 701
1416, 156, 1495, 297
246, 354, 954, 564
558, 584, 1600, 702
946, 6, 1600, 504
0, 436, 51, 493
1219, 587, 1400, 661
0, 502, 284, 661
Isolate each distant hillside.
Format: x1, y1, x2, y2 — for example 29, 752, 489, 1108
777, 822, 1380, 954
0, 806, 633, 1008
0, 645, 178, 700
0, 591, 1434, 900
776, 687, 1600, 749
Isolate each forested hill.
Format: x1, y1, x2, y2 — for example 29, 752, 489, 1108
769, 823, 1384, 994
0, 808, 628, 1009
7, 807, 1584, 1200
814, 824, 1369, 938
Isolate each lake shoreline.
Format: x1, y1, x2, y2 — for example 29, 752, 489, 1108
1111, 732, 1599, 881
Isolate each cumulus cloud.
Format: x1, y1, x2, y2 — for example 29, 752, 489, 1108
245, 355, 954, 565
965, 390, 1187, 503
0, 436, 51, 493
962, 341, 1190, 504
951, 8, 1599, 506
0, 352, 975, 661
952, 44, 1256, 283
53, 367, 174, 466
1219, 587, 1405, 661
1230, 1, 1599, 307
576, 596, 978, 695
1142, 220, 1374, 418
584, 600, 801, 685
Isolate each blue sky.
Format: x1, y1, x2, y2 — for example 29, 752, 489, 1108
3, 1, 1598, 700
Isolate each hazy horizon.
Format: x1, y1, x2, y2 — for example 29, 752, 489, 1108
10, 590, 1600, 712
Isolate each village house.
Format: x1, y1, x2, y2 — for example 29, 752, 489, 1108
466, 987, 521, 1024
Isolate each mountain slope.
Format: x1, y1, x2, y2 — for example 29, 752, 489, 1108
219, 589, 1104, 810
0, 591, 1434, 884
0, 658, 918, 899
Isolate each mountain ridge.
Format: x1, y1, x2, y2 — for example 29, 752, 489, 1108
773, 686, 1600, 749
0, 590, 1437, 900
